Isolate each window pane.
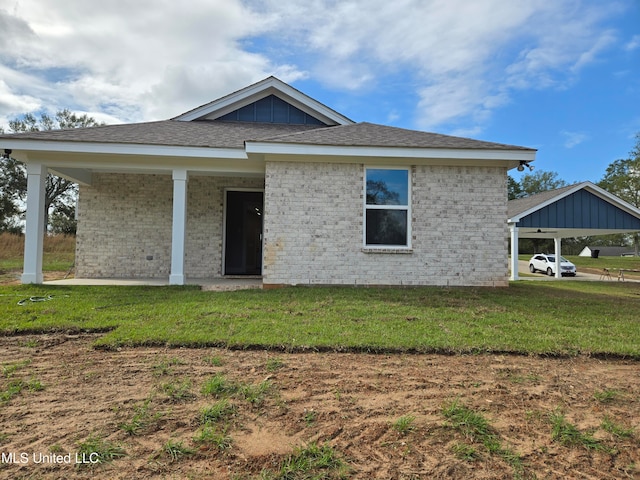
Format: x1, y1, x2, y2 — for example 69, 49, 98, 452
366, 169, 408, 205
366, 210, 407, 245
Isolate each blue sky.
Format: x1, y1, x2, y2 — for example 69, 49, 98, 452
1, 0, 638, 184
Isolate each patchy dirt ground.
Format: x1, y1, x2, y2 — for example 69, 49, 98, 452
0, 334, 638, 480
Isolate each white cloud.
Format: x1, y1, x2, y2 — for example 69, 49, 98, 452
625, 35, 640, 51
0, 0, 631, 133
561, 130, 589, 148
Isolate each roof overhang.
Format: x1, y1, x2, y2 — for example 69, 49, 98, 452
245, 142, 536, 167
3, 139, 263, 185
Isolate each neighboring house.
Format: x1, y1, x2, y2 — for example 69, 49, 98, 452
578, 246, 636, 257
1, 77, 537, 287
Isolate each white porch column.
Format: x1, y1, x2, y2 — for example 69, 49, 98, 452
170, 169, 188, 285
509, 223, 519, 281
22, 163, 47, 284
553, 237, 562, 279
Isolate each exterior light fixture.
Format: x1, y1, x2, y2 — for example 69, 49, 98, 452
517, 160, 534, 172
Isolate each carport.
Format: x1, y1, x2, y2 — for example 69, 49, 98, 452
508, 182, 640, 280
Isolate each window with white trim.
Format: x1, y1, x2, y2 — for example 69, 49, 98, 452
364, 167, 411, 247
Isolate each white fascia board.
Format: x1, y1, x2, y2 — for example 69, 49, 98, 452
4, 139, 246, 160
245, 141, 536, 162
174, 77, 353, 125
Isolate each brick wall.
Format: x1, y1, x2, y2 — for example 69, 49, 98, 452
263, 161, 508, 286
76, 173, 263, 279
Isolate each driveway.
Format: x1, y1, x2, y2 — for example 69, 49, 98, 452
514, 260, 636, 282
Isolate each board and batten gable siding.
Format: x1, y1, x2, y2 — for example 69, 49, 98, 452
76, 173, 264, 279
262, 161, 509, 286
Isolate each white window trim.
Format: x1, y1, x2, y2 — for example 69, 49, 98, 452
362, 166, 412, 250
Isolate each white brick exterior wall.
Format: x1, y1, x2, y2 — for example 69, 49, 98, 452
76, 164, 508, 286
263, 161, 509, 287
76, 173, 263, 279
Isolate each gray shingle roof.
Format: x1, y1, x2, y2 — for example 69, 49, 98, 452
0, 120, 322, 149
508, 184, 578, 218
1, 119, 535, 152
254, 122, 536, 150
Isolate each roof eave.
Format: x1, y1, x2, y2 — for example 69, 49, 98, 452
245, 141, 536, 163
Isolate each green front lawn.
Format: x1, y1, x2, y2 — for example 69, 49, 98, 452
1, 282, 638, 357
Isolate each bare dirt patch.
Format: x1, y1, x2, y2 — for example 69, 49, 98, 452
1, 334, 638, 479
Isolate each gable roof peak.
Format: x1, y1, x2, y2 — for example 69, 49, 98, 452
172, 76, 353, 126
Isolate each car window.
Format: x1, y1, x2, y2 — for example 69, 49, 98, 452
547, 256, 555, 262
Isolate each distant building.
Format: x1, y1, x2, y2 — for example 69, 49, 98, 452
578, 246, 636, 257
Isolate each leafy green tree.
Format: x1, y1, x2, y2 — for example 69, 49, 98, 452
598, 133, 640, 255
1, 109, 104, 233
519, 170, 567, 197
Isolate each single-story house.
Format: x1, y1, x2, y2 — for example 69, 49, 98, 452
578, 246, 636, 257
1, 77, 537, 287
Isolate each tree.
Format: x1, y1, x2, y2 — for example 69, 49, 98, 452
1, 110, 104, 233
598, 133, 640, 255
519, 170, 567, 197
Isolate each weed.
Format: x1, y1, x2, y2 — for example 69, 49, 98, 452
593, 389, 621, 404
266, 357, 285, 372
452, 443, 480, 461
162, 439, 195, 462
1, 360, 30, 377
27, 378, 44, 392
20, 339, 39, 348
152, 357, 185, 376
442, 399, 524, 475
268, 442, 349, 480
392, 415, 416, 435
303, 409, 317, 426
601, 415, 634, 439
120, 400, 162, 435
161, 379, 195, 403
200, 399, 237, 425
201, 373, 239, 397
193, 425, 233, 450
76, 434, 126, 465
204, 355, 224, 367
0, 379, 25, 402
442, 399, 494, 443
49, 444, 64, 453
549, 410, 610, 452
240, 380, 272, 407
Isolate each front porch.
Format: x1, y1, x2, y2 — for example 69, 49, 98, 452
44, 276, 263, 291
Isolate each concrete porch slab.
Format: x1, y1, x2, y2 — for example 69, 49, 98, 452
44, 277, 264, 291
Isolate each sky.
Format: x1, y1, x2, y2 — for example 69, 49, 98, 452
0, 0, 639, 184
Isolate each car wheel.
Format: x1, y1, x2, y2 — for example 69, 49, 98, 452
529, 264, 536, 273
546, 267, 554, 276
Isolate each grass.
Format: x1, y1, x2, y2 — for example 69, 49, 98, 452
1, 281, 639, 357
261, 442, 349, 480
392, 414, 416, 435
442, 399, 524, 476
161, 439, 195, 462
0, 233, 75, 273
200, 399, 237, 425
76, 434, 126, 465
119, 399, 163, 435
548, 410, 610, 452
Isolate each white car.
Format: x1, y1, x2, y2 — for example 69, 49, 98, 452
529, 254, 576, 277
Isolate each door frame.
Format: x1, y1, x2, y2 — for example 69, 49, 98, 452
222, 188, 265, 276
